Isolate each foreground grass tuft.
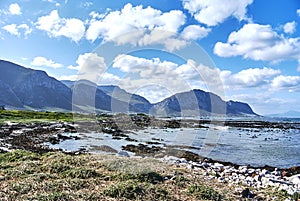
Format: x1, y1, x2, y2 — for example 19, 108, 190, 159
187, 184, 222, 200
103, 180, 146, 199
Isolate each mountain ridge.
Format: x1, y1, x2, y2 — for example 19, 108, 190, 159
0, 60, 257, 116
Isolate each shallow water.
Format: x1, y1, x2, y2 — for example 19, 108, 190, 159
47, 119, 300, 168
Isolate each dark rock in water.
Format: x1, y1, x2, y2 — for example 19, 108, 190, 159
122, 144, 162, 156
165, 120, 181, 128
90, 145, 118, 153
57, 133, 73, 140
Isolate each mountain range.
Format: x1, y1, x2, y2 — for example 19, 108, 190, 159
266, 111, 300, 118
0, 60, 257, 116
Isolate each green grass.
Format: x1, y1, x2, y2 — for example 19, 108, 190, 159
187, 184, 222, 200
0, 110, 97, 124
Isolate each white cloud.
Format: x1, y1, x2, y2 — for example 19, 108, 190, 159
2, 23, 32, 37
112, 54, 224, 102
89, 11, 106, 19
68, 53, 106, 71
58, 74, 78, 81
283, 21, 296, 34
182, 0, 253, 26
82, 2, 93, 7
9, 3, 22, 15
2, 24, 18, 36
58, 73, 120, 86
297, 9, 300, 16
31, 56, 63, 69
86, 3, 186, 50
214, 23, 300, 67
113, 54, 178, 77
68, 53, 108, 83
98, 73, 121, 85
271, 75, 300, 91
221, 67, 281, 89
181, 25, 211, 40
36, 10, 85, 42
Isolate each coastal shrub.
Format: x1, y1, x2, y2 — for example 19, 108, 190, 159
0, 150, 40, 163
61, 168, 101, 179
102, 180, 145, 199
137, 171, 164, 184
12, 182, 33, 194
174, 175, 190, 187
112, 171, 164, 184
187, 184, 222, 200
34, 192, 71, 201
48, 163, 71, 174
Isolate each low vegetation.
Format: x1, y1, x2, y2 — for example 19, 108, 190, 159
0, 110, 72, 123
0, 150, 295, 200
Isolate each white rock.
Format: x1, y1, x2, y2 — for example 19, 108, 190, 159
248, 168, 256, 174
239, 167, 248, 174
180, 158, 188, 163
254, 175, 262, 182
187, 164, 194, 169
288, 174, 300, 186
261, 169, 270, 175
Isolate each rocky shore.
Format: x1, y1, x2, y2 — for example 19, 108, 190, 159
0, 114, 300, 200
159, 155, 300, 199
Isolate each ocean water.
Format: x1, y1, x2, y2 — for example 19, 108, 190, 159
47, 117, 300, 168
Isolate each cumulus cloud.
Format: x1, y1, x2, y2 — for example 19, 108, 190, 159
113, 54, 178, 77
68, 53, 110, 83
283, 21, 296, 34
214, 23, 300, 67
112, 54, 224, 102
182, 0, 253, 26
86, 3, 186, 51
36, 10, 85, 42
59, 72, 120, 85
220, 67, 281, 89
31, 56, 63, 68
271, 75, 300, 91
2, 24, 18, 36
9, 3, 22, 15
68, 53, 106, 71
297, 9, 300, 16
181, 25, 211, 40
2, 24, 32, 37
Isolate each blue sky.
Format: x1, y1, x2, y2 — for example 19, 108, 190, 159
0, 0, 300, 115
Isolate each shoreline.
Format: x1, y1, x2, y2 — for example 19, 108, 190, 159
0, 115, 300, 199
0, 117, 299, 171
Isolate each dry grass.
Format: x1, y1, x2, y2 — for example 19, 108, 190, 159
0, 150, 294, 200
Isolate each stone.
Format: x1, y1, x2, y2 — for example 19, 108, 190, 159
218, 177, 226, 183
118, 151, 129, 157
288, 174, 300, 185
261, 169, 270, 176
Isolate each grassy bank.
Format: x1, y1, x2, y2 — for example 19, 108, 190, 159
0, 150, 295, 200
0, 110, 96, 124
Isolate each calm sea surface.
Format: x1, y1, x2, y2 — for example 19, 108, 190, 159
47, 117, 300, 168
